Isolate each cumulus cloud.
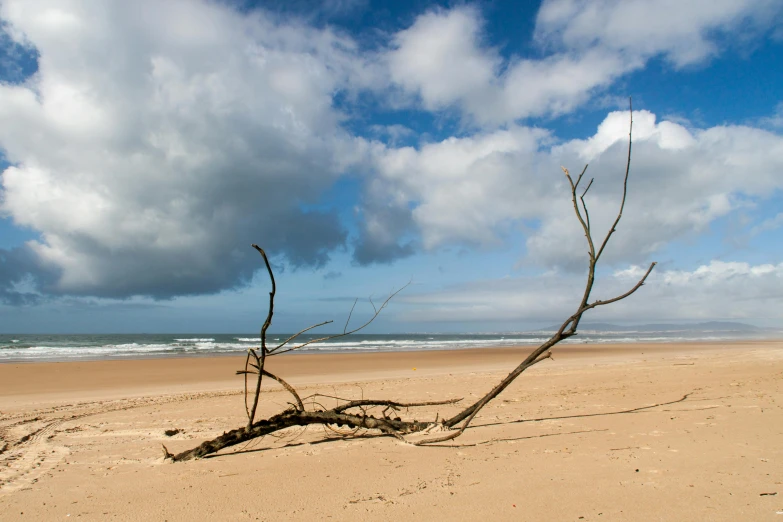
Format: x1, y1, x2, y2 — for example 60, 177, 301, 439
1, 1, 782, 304
398, 260, 783, 324
386, 6, 631, 125
386, 2, 783, 125
363, 126, 551, 257
367, 110, 783, 269
0, 246, 51, 305
387, 7, 500, 114
0, 0, 380, 299
535, 0, 783, 67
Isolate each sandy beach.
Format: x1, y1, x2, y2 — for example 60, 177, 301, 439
1, 341, 782, 520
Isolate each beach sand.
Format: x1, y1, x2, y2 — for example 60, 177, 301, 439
1, 341, 781, 520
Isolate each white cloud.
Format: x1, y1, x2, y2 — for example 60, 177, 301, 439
399, 260, 783, 324
386, 6, 632, 125
386, 3, 783, 125
367, 109, 783, 269
371, 126, 551, 249
0, 0, 380, 298
536, 0, 783, 67
1, 0, 782, 304
388, 6, 499, 114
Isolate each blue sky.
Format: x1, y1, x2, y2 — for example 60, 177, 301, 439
1, 0, 783, 334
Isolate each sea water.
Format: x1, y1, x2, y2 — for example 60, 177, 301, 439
0, 329, 777, 363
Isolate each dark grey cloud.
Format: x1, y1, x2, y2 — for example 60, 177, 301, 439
352, 202, 416, 265
0, 0, 375, 301
0, 245, 56, 304
353, 236, 415, 265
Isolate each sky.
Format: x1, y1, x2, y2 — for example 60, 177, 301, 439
1, 0, 783, 334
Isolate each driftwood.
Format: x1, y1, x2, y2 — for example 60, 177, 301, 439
168, 100, 655, 461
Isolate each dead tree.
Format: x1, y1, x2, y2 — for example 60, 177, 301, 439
167, 101, 655, 461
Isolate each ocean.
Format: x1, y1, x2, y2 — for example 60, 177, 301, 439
0, 329, 778, 363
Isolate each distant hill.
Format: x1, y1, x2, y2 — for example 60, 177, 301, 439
538, 321, 765, 333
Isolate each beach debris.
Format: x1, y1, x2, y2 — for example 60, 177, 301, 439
170, 102, 658, 461
164, 429, 180, 437
760, 492, 777, 496
161, 445, 174, 460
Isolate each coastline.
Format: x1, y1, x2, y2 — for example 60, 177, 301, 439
4, 331, 780, 363
1, 340, 775, 405
1, 340, 782, 520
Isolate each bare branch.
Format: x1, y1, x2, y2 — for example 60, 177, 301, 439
580, 194, 592, 236
246, 353, 264, 431
566, 166, 596, 260
237, 367, 303, 413
580, 178, 595, 232
343, 298, 359, 333
581, 177, 594, 198
595, 97, 633, 262
251, 244, 275, 354
175, 99, 657, 460
574, 163, 588, 190
242, 350, 253, 421
269, 283, 410, 356
582, 262, 656, 312
333, 398, 462, 414
414, 365, 540, 445
443, 99, 648, 429
441, 351, 554, 429
301, 392, 353, 403
260, 370, 304, 411
270, 320, 333, 354
246, 245, 276, 430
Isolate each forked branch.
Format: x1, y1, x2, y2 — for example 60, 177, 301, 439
439, 99, 650, 436
171, 99, 655, 460
269, 283, 409, 356
596, 98, 633, 263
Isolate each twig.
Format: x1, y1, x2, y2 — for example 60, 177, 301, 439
271, 320, 334, 353
247, 245, 276, 430
333, 398, 462, 415
269, 282, 410, 356
595, 98, 633, 262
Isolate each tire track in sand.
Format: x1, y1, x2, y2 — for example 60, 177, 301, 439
0, 390, 241, 492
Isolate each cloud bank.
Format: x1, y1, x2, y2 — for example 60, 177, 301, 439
398, 261, 783, 325
0, 0, 376, 298
365, 110, 783, 269
0, 0, 781, 306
